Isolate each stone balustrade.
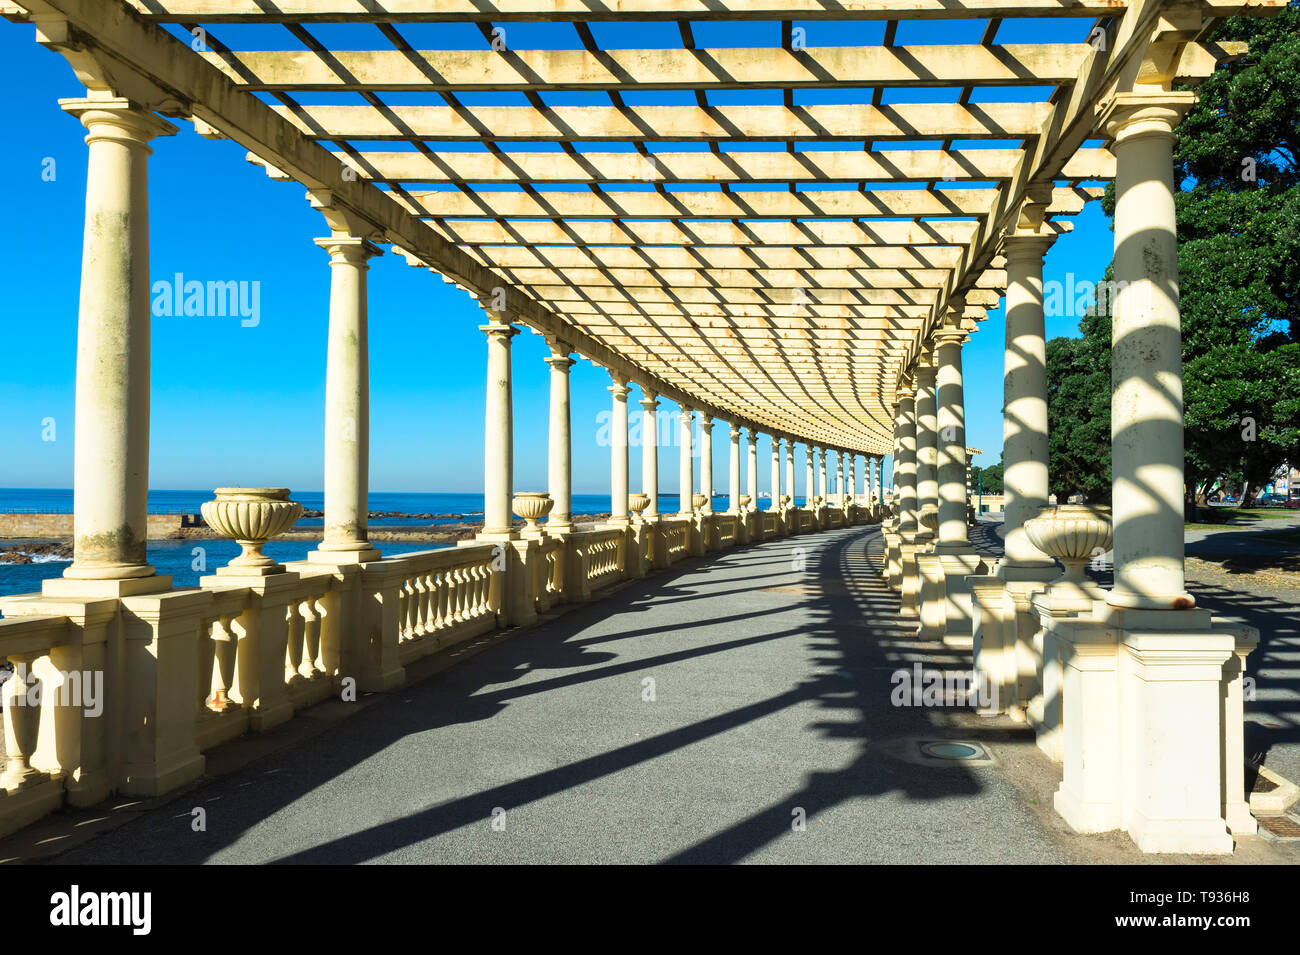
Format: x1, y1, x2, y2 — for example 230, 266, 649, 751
0, 503, 877, 839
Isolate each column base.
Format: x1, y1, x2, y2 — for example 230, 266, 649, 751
63, 561, 157, 581
1127, 812, 1233, 856
42, 575, 173, 598
1054, 781, 1121, 835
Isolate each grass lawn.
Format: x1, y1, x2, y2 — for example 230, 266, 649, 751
1185, 508, 1298, 530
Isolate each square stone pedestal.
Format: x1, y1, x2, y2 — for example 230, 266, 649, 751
883, 528, 901, 590
1053, 605, 1257, 854
933, 546, 987, 649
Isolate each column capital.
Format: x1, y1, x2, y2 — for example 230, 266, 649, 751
679, 407, 694, 422
639, 394, 659, 411
1097, 90, 1197, 145
934, 324, 968, 346
544, 353, 575, 372
608, 374, 631, 398
60, 96, 177, 148
479, 321, 519, 343
729, 425, 741, 439
315, 234, 383, 265
699, 412, 714, 427
1001, 228, 1057, 261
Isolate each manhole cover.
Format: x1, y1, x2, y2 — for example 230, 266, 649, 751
920, 741, 989, 761
1256, 814, 1300, 840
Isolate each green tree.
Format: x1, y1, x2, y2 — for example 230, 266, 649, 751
1048, 6, 1300, 510
971, 456, 1004, 495
1046, 308, 1112, 504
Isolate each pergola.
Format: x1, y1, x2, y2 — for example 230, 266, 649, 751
0, 0, 1286, 856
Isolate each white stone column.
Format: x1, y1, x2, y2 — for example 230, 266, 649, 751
313, 234, 383, 562
1104, 95, 1198, 612
870, 456, 880, 506
609, 373, 630, 525
699, 413, 714, 514
746, 429, 759, 510
59, 99, 177, 586
818, 448, 828, 500
678, 406, 694, 515
915, 355, 939, 539
936, 327, 973, 546
640, 391, 659, 518
896, 395, 919, 527
768, 437, 781, 512
545, 342, 575, 534
728, 425, 741, 512
783, 437, 794, 509
895, 384, 921, 615
836, 451, 846, 505
1058, 91, 1236, 857
999, 231, 1057, 575
932, 320, 987, 645
805, 445, 815, 507
479, 319, 518, 539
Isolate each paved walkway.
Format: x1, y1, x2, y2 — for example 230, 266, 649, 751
15, 525, 1296, 864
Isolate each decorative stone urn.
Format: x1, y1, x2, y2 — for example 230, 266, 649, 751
628, 492, 651, 522
779, 494, 791, 508
1024, 504, 1114, 608
738, 494, 751, 510
512, 492, 554, 535
692, 493, 708, 512
201, 488, 303, 576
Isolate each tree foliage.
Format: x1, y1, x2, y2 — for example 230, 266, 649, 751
1047, 6, 1300, 506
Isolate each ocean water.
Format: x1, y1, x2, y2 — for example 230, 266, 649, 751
0, 488, 794, 599
0, 539, 440, 599
0, 489, 757, 524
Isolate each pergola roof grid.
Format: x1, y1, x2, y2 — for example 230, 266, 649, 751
24, 0, 1263, 453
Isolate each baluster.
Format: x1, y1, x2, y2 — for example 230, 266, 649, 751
460, 568, 471, 625
210, 614, 238, 711
399, 577, 413, 640
430, 570, 444, 630
1, 653, 41, 791
415, 573, 430, 636
300, 597, 321, 679
197, 616, 217, 716
285, 602, 304, 685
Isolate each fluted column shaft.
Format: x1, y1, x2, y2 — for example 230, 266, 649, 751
60, 99, 176, 582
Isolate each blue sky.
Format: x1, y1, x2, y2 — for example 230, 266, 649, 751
0, 16, 1113, 497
